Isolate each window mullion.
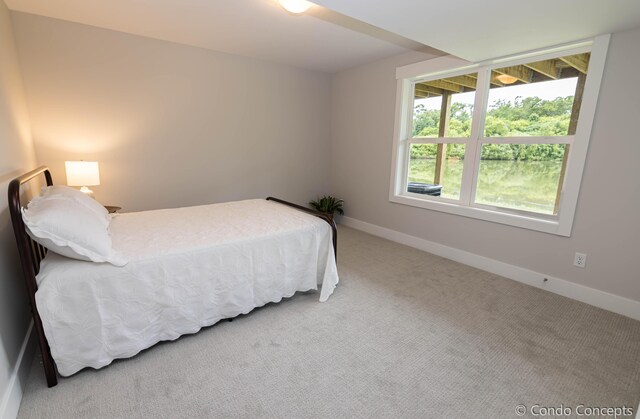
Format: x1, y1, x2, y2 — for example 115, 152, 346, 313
406, 82, 417, 137
398, 80, 416, 196
480, 136, 574, 145
459, 67, 490, 206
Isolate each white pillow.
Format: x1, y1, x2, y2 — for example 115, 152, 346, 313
40, 185, 109, 226
22, 195, 127, 266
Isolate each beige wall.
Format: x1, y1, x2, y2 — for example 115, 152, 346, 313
0, 1, 37, 415
12, 12, 332, 212
331, 27, 640, 302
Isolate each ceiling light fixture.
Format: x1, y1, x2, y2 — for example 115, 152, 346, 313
495, 74, 518, 84
277, 0, 314, 14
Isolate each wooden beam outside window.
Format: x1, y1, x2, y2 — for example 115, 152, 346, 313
525, 59, 560, 79
415, 84, 445, 97
445, 75, 477, 90
554, 71, 587, 214
493, 65, 533, 84
422, 79, 464, 93
559, 53, 590, 74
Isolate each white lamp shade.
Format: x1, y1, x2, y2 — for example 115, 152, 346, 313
277, 0, 313, 14
65, 161, 101, 187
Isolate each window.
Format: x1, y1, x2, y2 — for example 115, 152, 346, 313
390, 36, 609, 236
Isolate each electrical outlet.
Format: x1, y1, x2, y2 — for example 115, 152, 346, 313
574, 252, 587, 268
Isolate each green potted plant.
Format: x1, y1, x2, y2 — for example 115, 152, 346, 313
309, 195, 344, 221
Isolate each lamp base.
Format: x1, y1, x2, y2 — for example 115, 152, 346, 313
79, 186, 95, 199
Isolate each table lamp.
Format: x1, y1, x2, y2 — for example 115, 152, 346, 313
65, 161, 100, 198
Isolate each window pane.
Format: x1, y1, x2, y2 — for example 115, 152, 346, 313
485, 53, 590, 137
408, 143, 466, 200
413, 73, 477, 138
474, 144, 567, 214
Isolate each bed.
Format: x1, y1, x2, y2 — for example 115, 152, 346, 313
8, 167, 339, 387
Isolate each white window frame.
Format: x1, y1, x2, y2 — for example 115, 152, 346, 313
389, 35, 610, 236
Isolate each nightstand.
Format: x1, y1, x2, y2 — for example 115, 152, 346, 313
104, 206, 122, 214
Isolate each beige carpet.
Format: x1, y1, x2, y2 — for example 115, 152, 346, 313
17, 226, 640, 418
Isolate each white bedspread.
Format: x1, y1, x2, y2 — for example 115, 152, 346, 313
35, 199, 338, 377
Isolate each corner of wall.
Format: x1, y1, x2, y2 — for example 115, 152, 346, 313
0, 2, 39, 417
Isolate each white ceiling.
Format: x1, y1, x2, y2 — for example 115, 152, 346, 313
312, 0, 640, 62
4, 0, 434, 73
6, 0, 640, 72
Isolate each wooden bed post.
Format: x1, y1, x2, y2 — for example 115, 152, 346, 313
8, 167, 58, 387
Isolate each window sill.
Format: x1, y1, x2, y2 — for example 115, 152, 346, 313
389, 193, 570, 236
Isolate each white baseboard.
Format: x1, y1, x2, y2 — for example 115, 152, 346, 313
340, 216, 640, 321
0, 321, 34, 419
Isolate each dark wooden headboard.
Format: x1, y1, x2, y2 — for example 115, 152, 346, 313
8, 166, 58, 387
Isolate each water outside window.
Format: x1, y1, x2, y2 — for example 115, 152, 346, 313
408, 144, 465, 200
475, 144, 567, 214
